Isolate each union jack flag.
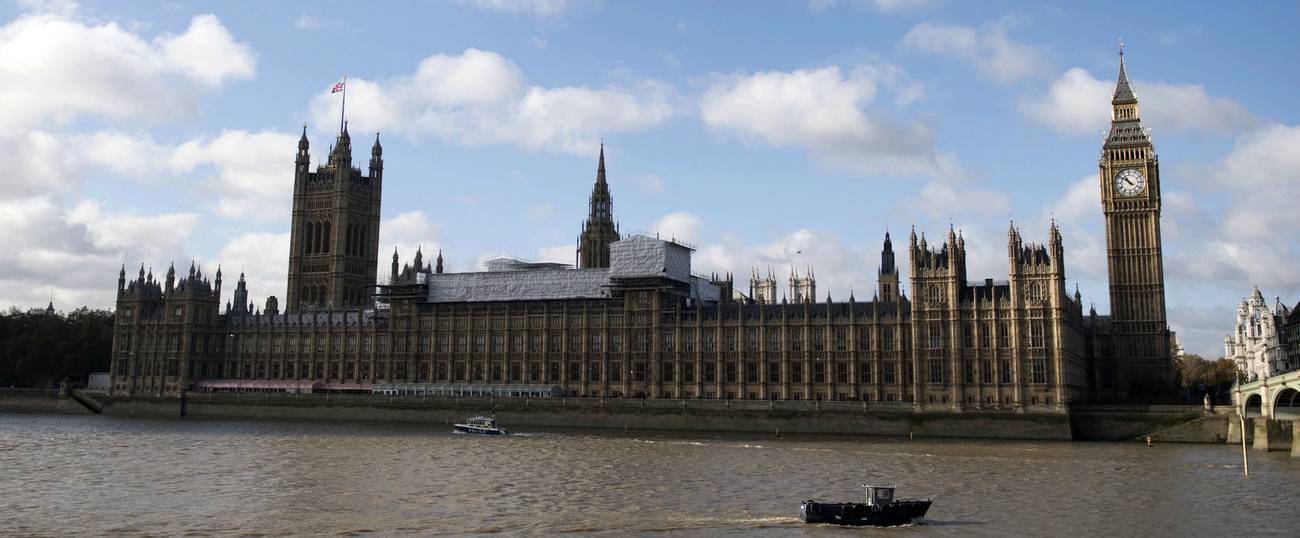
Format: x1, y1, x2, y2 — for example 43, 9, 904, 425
331, 80, 345, 93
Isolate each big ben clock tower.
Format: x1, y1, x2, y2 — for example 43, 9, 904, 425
1098, 47, 1172, 390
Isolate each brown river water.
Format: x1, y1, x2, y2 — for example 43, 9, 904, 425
2, 413, 1298, 537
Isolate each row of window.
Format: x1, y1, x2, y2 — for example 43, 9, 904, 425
925, 321, 1051, 349
212, 321, 1053, 357
919, 282, 1053, 304
122, 357, 1052, 387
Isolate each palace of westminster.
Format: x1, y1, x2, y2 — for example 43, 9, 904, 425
109, 53, 1175, 409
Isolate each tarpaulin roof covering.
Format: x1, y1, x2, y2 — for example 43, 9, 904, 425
196, 380, 322, 391
426, 235, 707, 303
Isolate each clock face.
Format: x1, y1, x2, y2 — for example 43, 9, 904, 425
1113, 168, 1146, 197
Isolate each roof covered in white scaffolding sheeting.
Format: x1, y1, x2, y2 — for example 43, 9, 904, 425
424, 235, 713, 303
426, 266, 611, 302
609, 234, 692, 283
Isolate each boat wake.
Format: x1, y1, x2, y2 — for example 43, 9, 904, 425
665, 515, 802, 529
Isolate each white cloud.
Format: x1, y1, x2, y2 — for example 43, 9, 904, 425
214, 232, 290, 309
156, 14, 256, 87
1034, 175, 1107, 281
809, 0, 937, 14
536, 244, 574, 265
1, 127, 296, 217
906, 181, 1010, 219
1182, 125, 1300, 290
460, 0, 570, 16
1043, 174, 1099, 224
67, 200, 200, 253
0, 11, 253, 132
699, 64, 956, 178
651, 212, 703, 244
75, 131, 171, 177
1021, 67, 1256, 135
901, 21, 1048, 83
379, 211, 443, 268
0, 131, 77, 198
309, 49, 675, 154
694, 228, 877, 302
170, 130, 298, 219
0, 196, 201, 311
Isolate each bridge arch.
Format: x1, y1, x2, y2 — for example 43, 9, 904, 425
1273, 387, 1300, 420
1244, 393, 1264, 418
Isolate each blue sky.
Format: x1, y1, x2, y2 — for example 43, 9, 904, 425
1, 0, 1298, 359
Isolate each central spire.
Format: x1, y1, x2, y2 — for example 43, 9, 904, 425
596, 142, 607, 185
577, 143, 619, 268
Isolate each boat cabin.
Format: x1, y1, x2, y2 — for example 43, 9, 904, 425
864, 484, 896, 507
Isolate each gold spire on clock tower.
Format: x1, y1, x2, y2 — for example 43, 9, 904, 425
1098, 46, 1172, 389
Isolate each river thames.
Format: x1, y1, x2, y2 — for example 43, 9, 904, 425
2, 413, 1298, 536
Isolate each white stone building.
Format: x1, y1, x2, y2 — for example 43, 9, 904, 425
1225, 288, 1293, 381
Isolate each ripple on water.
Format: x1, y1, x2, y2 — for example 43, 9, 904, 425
3, 414, 1300, 536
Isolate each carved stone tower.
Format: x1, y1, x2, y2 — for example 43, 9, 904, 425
789, 267, 816, 304
286, 125, 383, 311
576, 144, 620, 268
878, 231, 900, 302
749, 267, 777, 304
1098, 49, 1171, 385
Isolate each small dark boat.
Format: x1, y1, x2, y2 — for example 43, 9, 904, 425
453, 416, 508, 435
800, 484, 930, 526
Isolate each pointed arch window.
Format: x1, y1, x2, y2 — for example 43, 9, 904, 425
1027, 282, 1042, 302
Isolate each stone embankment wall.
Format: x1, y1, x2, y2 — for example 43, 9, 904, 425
0, 389, 95, 415
99, 392, 1077, 440
12, 390, 1237, 443
1140, 412, 1233, 443
1067, 404, 1207, 441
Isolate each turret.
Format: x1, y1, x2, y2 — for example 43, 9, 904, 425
414, 246, 423, 272
391, 248, 399, 281
118, 264, 126, 293
215, 265, 223, 295
296, 124, 310, 172
330, 122, 352, 170
165, 263, 175, 293
436, 249, 444, 274
232, 272, 249, 315
369, 131, 383, 178
1047, 220, 1065, 275
878, 231, 900, 302
789, 266, 816, 304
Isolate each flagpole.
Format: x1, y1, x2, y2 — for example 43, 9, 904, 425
339, 75, 347, 134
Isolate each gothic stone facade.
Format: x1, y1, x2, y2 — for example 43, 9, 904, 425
1225, 288, 1295, 381
110, 52, 1170, 406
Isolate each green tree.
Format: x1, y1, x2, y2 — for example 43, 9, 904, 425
0, 307, 114, 388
